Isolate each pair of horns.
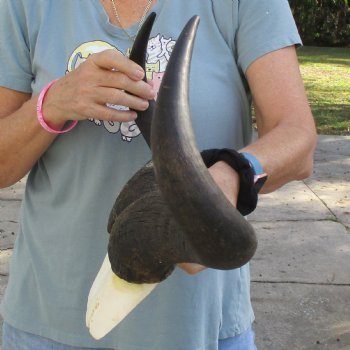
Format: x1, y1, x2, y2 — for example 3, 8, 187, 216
108, 14, 257, 283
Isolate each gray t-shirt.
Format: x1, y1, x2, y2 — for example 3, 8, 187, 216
0, 1, 301, 349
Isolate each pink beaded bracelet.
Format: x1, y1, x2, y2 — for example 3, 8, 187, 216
37, 79, 78, 134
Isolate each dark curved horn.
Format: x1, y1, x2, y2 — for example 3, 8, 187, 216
128, 12, 157, 147
151, 16, 257, 269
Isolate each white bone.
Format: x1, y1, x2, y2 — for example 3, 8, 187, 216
86, 254, 158, 339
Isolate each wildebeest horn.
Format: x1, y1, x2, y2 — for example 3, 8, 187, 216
128, 12, 156, 147
107, 15, 257, 284
152, 16, 257, 268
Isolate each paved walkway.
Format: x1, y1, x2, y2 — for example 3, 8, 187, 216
0, 135, 349, 349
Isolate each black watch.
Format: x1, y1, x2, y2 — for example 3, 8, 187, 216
201, 149, 267, 216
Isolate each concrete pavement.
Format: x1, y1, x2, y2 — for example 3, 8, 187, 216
249, 135, 350, 349
0, 135, 349, 349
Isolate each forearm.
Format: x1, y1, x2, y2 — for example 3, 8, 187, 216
240, 120, 317, 193
0, 95, 57, 188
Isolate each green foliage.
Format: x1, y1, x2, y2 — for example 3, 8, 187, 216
289, 0, 350, 47
298, 46, 350, 135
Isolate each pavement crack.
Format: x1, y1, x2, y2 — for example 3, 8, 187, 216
0, 197, 22, 202
302, 179, 348, 230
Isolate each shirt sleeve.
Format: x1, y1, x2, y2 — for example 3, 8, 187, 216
0, 0, 33, 92
236, 0, 302, 73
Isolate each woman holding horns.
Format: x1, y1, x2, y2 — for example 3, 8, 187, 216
0, 0, 316, 349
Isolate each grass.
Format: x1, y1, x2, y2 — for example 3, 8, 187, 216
297, 46, 350, 135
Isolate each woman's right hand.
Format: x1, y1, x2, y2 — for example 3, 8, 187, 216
41, 49, 156, 129
0, 49, 156, 188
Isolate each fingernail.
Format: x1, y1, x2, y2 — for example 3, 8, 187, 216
149, 88, 156, 98
137, 100, 149, 111
134, 69, 144, 80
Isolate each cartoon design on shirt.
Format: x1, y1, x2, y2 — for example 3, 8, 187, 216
147, 34, 176, 71
145, 34, 176, 100
67, 35, 175, 142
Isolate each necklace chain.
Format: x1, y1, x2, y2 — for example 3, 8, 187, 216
110, 0, 153, 41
